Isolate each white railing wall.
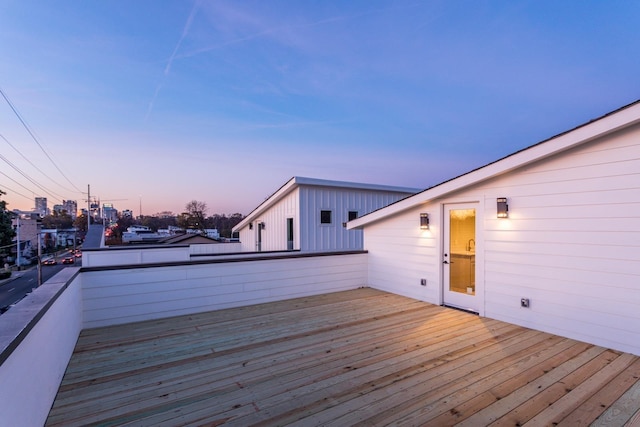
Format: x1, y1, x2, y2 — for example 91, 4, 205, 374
0, 251, 367, 425
82, 251, 368, 328
189, 242, 242, 255
0, 268, 83, 427
83, 246, 191, 267
83, 243, 245, 268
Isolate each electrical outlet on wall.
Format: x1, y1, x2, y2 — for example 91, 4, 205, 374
420, 278, 427, 286
521, 298, 530, 308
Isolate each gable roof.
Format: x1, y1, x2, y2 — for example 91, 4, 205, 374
348, 99, 640, 229
233, 176, 420, 232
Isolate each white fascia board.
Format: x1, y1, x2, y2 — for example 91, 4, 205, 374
232, 177, 298, 232
348, 100, 640, 230
293, 176, 421, 194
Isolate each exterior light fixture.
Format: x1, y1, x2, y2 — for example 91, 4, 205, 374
249, 223, 253, 230
497, 197, 509, 218
260, 222, 265, 230
420, 213, 429, 230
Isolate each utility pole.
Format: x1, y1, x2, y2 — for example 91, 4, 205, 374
87, 184, 91, 231
37, 233, 42, 287
15, 215, 21, 270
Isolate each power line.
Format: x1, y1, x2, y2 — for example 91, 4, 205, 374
0, 132, 78, 195
0, 171, 40, 200
0, 184, 32, 202
0, 86, 83, 193
0, 152, 66, 202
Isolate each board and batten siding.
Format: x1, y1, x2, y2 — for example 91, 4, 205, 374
299, 186, 410, 252
238, 189, 300, 252
364, 122, 640, 356
81, 252, 367, 328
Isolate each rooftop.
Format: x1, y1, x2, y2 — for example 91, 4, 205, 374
47, 288, 640, 426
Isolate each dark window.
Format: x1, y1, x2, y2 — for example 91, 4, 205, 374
320, 210, 332, 224
348, 211, 358, 221
287, 218, 294, 250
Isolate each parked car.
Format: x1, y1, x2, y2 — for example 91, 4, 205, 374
62, 257, 75, 265
43, 258, 57, 266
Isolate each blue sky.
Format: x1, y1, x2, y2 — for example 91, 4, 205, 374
1, 1, 639, 216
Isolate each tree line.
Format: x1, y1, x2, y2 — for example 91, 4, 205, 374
111, 200, 244, 241
0, 193, 245, 256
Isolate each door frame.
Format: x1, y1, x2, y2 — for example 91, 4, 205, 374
441, 200, 485, 316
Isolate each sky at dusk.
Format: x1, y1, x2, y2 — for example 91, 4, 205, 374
1, 1, 639, 217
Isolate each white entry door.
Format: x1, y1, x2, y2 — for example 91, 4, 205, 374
443, 203, 478, 312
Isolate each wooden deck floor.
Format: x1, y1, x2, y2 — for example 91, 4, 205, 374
47, 288, 640, 426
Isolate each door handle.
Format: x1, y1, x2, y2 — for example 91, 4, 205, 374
443, 260, 449, 264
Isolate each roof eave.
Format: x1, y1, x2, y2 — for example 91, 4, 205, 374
233, 177, 298, 232
348, 100, 640, 230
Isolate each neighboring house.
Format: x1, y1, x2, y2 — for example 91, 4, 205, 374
233, 176, 420, 252
121, 226, 163, 244
158, 233, 220, 245
348, 99, 640, 355
11, 215, 40, 257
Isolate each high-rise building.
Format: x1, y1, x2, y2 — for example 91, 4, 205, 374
103, 203, 118, 223
34, 197, 48, 217
63, 200, 78, 219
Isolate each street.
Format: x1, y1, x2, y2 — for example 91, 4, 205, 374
0, 253, 77, 313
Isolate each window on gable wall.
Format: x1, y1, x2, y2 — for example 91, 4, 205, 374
348, 211, 358, 221
320, 210, 332, 224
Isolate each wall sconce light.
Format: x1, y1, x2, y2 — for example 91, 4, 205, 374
420, 213, 429, 230
249, 223, 253, 230
497, 197, 509, 218
260, 222, 265, 230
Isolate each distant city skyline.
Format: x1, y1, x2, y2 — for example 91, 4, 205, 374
2, 1, 639, 216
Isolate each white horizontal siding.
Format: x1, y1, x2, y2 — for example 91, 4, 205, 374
364, 122, 640, 355
83, 246, 190, 267
480, 127, 640, 355
82, 252, 368, 328
189, 242, 242, 255
364, 207, 440, 304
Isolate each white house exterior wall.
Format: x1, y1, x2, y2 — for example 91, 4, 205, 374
238, 189, 300, 252
364, 123, 640, 356
363, 206, 441, 303
299, 186, 409, 252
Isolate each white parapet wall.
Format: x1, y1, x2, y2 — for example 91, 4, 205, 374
0, 268, 82, 427
189, 242, 242, 255
83, 243, 245, 268
0, 251, 367, 425
83, 245, 191, 267
82, 251, 369, 328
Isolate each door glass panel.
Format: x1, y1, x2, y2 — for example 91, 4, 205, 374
449, 208, 476, 295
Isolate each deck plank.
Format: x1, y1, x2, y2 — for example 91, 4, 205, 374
46, 288, 640, 427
